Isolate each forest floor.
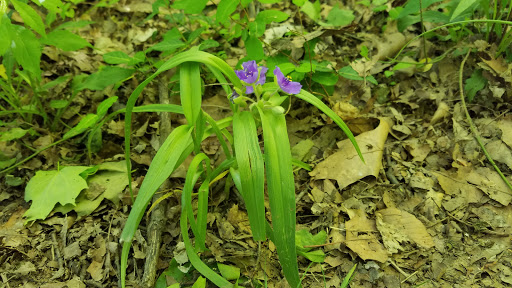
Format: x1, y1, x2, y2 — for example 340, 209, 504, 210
1, 0, 512, 287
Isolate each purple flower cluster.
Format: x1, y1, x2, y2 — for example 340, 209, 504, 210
235, 61, 268, 94
231, 61, 302, 102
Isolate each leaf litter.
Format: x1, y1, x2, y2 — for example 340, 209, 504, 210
1, 0, 512, 287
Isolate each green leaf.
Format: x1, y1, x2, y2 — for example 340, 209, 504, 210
295, 229, 326, 262
275, 63, 296, 76
397, 0, 443, 19
35, 0, 64, 13
180, 154, 232, 288
54, 162, 128, 218
11, 0, 46, 36
464, 69, 487, 102
121, 125, 194, 244
292, 0, 306, 6
63, 114, 98, 139
192, 277, 206, 288
301, 0, 320, 21
258, 107, 300, 288
155, 258, 186, 287
198, 39, 219, 51
218, 263, 240, 281
23, 166, 90, 223
249, 19, 266, 37
256, 10, 289, 24
0, 127, 29, 141
296, 229, 326, 250
0, 17, 12, 55
245, 36, 264, 60
298, 249, 325, 262
96, 96, 118, 119
41, 75, 69, 90
341, 264, 357, 288
241, 0, 253, 7
338, 66, 363, 81
311, 72, 338, 86
10, 25, 42, 80
150, 39, 186, 53
450, 0, 478, 21
42, 29, 91, 51
233, 111, 265, 240
103, 51, 132, 64
172, 0, 208, 14
325, 7, 354, 27
129, 51, 146, 65
79, 66, 135, 91
216, 0, 238, 23
180, 62, 202, 126
295, 61, 316, 73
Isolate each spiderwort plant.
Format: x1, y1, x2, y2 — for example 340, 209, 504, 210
119, 47, 363, 288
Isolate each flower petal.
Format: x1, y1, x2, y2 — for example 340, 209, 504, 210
246, 86, 254, 94
273, 66, 286, 84
282, 81, 302, 94
242, 60, 257, 71
235, 70, 247, 81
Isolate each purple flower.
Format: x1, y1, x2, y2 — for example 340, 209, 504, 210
246, 66, 268, 94
273, 66, 302, 94
235, 61, 268, 94
235, 61, 259, 84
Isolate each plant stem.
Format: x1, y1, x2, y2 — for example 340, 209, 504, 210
458, 50, 512, 194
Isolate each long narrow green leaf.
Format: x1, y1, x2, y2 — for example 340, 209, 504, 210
203, 112, 232, 159
295, 90, 364, 163
181, 207, 233, 288
258, 107, 300, 287
232, 111, 266, 240
120, 125, 193, 243
121, 49, 241, 288
180, 153, 233, 287
124, 49, 242, 199
182, 153, 210, 251
180, 62, 202, 126
120, 125, 193, 287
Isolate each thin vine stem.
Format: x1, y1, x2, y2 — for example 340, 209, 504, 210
458, 50, 512, 194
